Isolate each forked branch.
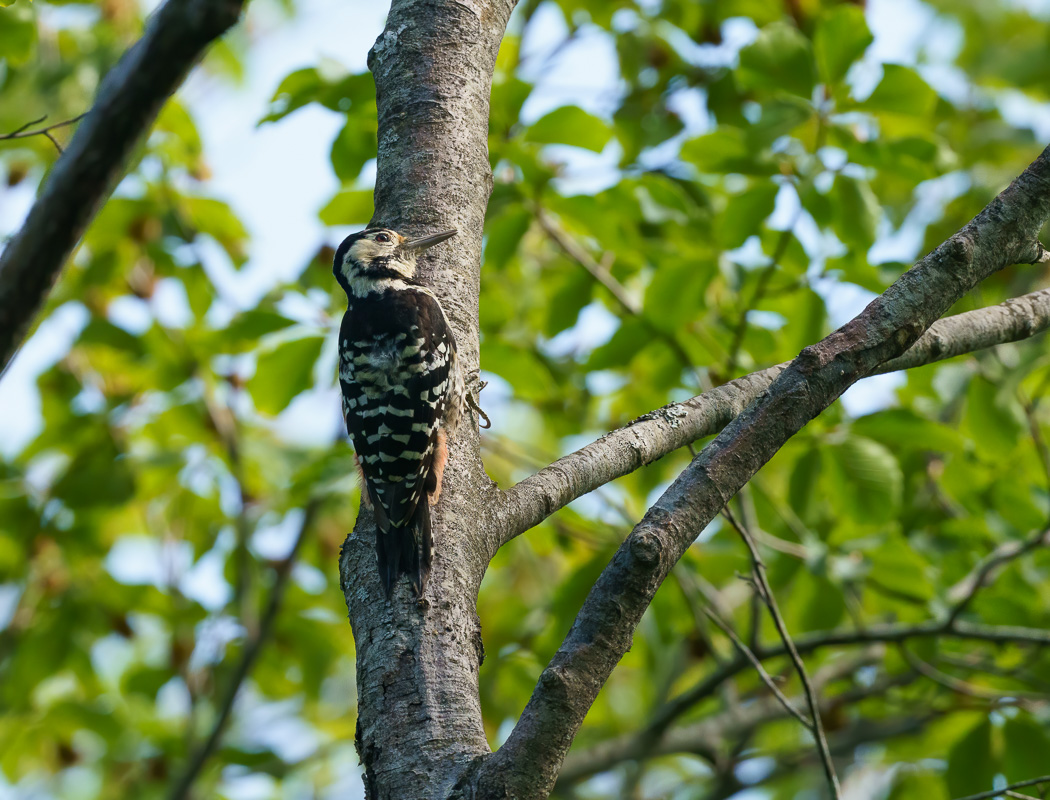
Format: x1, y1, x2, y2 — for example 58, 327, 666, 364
494, 285, 1050, 550
467, 145, 1050, 798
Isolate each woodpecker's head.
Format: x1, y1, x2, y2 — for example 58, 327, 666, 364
333, 227, 457, 297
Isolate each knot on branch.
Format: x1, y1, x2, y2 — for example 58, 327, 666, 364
629, 527, 665, 571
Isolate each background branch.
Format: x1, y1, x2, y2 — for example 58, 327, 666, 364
722, 506, 840, 797
0, 114, 87, 153
0, 0, 245, 373
947, 527, 1050, 624
167, 500, 319, 800
955, 777, 1050, 800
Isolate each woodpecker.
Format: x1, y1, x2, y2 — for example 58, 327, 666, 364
334, 226, 464, 598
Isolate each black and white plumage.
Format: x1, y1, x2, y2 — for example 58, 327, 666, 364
333, 227, 464, 597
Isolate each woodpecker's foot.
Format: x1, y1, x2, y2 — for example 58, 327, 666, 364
354, 455, 372, 508
465, 370, 491, 430
430, 429, 448, 505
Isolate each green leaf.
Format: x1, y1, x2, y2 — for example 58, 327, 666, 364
851, 409, 963, 455
888, 770, 948, 800
719, 182, 779, 248
859, 64, 938, 117
866, 534, 933, 602
828, 435, 903, 525
261, 67, 374, 124
736, 21, 816, 98
832, 175, 880, 252
182, 197, 249, 267
947, 718, 998, 797
331, 115, 377, 184
52, 437, 135, 509
223, 310, 297, 348
524, 106, 612, 152
319, 190, 374, 225
681, 127, 774, 175
965, 374, 1026, 455
248, 335, 325, 415
748, 96, 813, 147
484, 206, 531, 269
814, 6, 873, 85
483, 342, 557, 401
0, 4, 36, 65
1003, 714, 1050, 782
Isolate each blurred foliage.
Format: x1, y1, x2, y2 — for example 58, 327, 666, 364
2, 0, 1050, 798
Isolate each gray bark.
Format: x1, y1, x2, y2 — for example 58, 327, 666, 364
0, 0, 245, 372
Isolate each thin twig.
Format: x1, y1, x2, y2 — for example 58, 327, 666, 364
899, 647, 1047, 705
167, 499, 320, 800
946, 527, 1050, 625
1021, 391, 1050, 520
702, 595, 814, 731
724, 225, 796, 379
536, 208, 640, 315
953, 776, 1050, 800
536, 208, 708, 388
0, 113, 87, 153
722, 505, 841, 799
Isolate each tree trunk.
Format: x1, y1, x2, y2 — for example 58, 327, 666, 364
339, 1, 515, 796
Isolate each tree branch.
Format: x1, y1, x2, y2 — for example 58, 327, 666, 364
167, 500, 319, 800
557, 664, 913, 786
0, 114, 88, 153
470, 145, 1050, 798
536, 207, 707, 387
0, 0, 245, 373
947, 527, 1050, 625
955, 777, 1050, 800
722, 506, 840, 797
560, 605, 1050, 787
495, 285, 1050, 549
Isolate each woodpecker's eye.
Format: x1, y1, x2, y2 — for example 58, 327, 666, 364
374, 232, 390, 243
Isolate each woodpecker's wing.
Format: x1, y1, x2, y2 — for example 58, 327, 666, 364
339, 289, 457, 532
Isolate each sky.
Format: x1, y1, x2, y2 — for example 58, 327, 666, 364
3, 0, 1050, 797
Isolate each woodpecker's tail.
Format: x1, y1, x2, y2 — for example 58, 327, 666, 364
375, 501, 433, 598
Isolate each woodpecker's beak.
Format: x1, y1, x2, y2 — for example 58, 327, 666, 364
402, 229, 457, 253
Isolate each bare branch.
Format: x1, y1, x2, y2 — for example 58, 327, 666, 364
0, 0, 245, 373
722, 507, 840, 797
954, 777, 1050, 800
536, 207, 708, 388
495, 285, 1050, 549
0, 114, 88, 153
724, 226, 796, 379
558, 668, 912, 787
537, 208, 641, 316
470, 145, 1050, 798
946, 527, 1050, 625
684, 570, 811, 729
168, 500, 319, 800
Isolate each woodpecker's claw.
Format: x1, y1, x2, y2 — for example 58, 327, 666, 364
465, 370, 491, 429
